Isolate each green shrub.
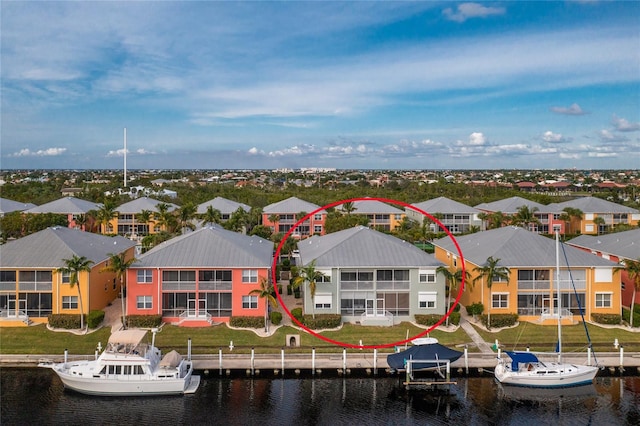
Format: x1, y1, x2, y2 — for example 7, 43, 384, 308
229, 316, 264, 328
449, 311, 461, 325
87, 310, 105, 329
287, 284, 293, 296
302, 314, 341, 330
466, 303, 484, 316
126, 315, 163, 328
591, 313, 622, 325
414, 314, 444, 326
480, 313, 518, 328
622, 306, 640, 327
270, 311, 283, 325
291, 307, 304, 323
48, 314, 84, 329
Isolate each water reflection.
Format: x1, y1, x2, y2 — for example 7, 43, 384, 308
1, 368, 639, 425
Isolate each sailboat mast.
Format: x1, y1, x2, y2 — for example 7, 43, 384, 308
556, 230, 562, 364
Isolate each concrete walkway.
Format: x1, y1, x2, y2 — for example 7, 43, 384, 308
458, 310, 495, 354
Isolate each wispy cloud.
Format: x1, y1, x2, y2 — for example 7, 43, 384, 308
442, 3, 506, 23
550, 103, 587, 115
612, 115, 640, 132
9, 147, 67, 157
542, 131, 571, 143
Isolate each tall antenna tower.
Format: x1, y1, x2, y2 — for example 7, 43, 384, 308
124, 128, 127, 188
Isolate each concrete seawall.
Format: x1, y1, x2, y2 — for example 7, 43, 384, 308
3, 350, 639, 378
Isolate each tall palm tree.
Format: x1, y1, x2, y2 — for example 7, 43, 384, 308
177, 202, 197, 234
249, 277, 278, 332
136, 209, 153, 236
56, 255, 94, 331
101, 252, 138, 329
562, 207, 583, 235
437, 266, 471, 326
513, 205, 540, 231
202, 206, 222, 226
593, 216, 606, 235
473, 256, 510, 329
96, 201, 117, 234
291, 259, 326, 319
268, 214, 280, 232
154, 202, 175, 233
487, 211, 507, 230
615, 258, 640, 328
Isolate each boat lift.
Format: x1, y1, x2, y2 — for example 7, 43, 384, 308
403, 357, 457, 391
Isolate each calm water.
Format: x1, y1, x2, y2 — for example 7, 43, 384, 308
1, 368, 639, 425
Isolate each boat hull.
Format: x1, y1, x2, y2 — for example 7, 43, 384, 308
53, 369, 198, 396
495, 362, 598, 388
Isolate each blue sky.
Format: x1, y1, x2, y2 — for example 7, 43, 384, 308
1, 1, 639, 170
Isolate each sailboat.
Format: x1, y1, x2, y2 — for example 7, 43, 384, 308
494, 232, 599, 388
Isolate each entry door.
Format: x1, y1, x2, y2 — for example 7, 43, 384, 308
198, 299, 206, 317
7, 295, 16, 317
366, 299, 374, 316
376, 298, 385, 316
187, 298, 197, 317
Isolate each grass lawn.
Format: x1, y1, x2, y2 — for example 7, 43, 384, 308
2, 321, 638, 356
471, 321, 640, 352
0, 323, 473, 355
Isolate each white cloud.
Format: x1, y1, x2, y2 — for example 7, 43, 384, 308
550, 103, 587, 115
469, 132, 486, 145
9, 147, 67, 157
612, 115, 640, 132
542, 130, 570, 143
107, 148, 128, 157
443, 3, 505, 23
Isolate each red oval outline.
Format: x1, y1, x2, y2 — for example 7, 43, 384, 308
271, 197, 466, 349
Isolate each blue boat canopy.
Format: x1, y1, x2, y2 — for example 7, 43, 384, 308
505, 351, 540, 371
387, 341, 463, 371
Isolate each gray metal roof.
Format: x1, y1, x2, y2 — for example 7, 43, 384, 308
263, 197, 324, 214
474, 196, 545, 213
116, 197, 179, 214
133, 226, 272, 268
411, 197, 481, 214
543, 197, 639, 214
433, 226, 618, 268
568, 229, 640, 260
336, 198, 404, 214
298, 226, 442, 268
24, 197, 101, 214
196, 197, 251, 214
0, 227, 136, 268
0, 197, 36, 215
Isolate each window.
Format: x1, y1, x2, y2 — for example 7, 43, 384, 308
314, 214, 323, 221
594, 268, 612, 283
314, 293, 332, 309
137, 269, 153, 283
242, 295, 258, 309
419, 270, 436, 283
62, 296, 78, 309
242, 270, 258, 283
418, 292, 437, 309
314, 225, 323, 233
61, 271, 70, 283
492, 293, 509, 308
136, 296, 153, 309
595, 293, 612, 308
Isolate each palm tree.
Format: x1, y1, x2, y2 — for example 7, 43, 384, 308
593, 216, 606, 235
487, 211, 507, 230
437, 266, 471, 326
291, 259, 326, 319
136, 209, 153, 236
513, 205, 540, 231
154, 202, 175, 233
249, 277, 278, 332
202, 206, 222, 226
56, 255, 94, 331
268, 214, 280, 232
96, 201, 117, 234
101, 252, 138, 329
615, 258, 640, 328
341, 201, 356, 215
562, 207, 583, 235
473, 256, 510, 329
177, 202, 197, 234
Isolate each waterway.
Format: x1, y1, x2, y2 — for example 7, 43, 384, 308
1, 368, 639, 425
